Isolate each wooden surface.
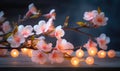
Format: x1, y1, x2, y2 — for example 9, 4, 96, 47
0, 51, 120, 68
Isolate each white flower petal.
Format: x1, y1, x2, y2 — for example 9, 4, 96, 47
18, 25, 24, 32
33, 25, 38, 31
29, 3, 34, 10
45, 18, 53, 32
92, 10, 98, 14
106, 37, 110, 44
55, 25, 65, 39
25, 25, 33, 31
62, 39, 67, 44
105, 17, 108, 21
65, 42, 74, 49
10, 42, 21, 48
38, 36, 45, 40
56, 25, 62, 30
34, 25, 41, 35
100, 45, 107, 50
100, 12, 105, 17
38, 20, 46, 25
100, 33, 106, 39
49, 9, 55, 14
0, 11, 4, 17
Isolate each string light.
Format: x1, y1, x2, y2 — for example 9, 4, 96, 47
76, 49, 84, 58
97, 50, 106, 58
28, 49, 33, 57
71, 57, 80, 66
85, 56, 94, 65
108, 50, 116, 58
10, 49, 19, 58
21, 48, 29, 55
88, 47, 98, 56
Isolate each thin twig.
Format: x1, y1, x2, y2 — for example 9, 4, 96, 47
63, 27, 94, 38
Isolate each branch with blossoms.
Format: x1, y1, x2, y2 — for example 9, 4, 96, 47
0, 3, 112, 64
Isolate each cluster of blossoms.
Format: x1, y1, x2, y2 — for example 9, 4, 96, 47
32, 17, 74, 64
0, 3, 111, 65
83, 10, 110, 50
0, 11, 12, 47
83, 10, 108, 27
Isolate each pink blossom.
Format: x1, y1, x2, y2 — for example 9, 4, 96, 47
34, 20, 46, 35
54, 25, 65, 39
61, 49, 73, 55
92, 12, 108, 27
83, 10, 98, 21
38, 36, 45, 40
24, 3, 39, 19
49, 50, 64, 64
84, 39, 97, 49
7, 32, 25, 48
55, 39, 74, 55
45, 18, 54, 32
31, 50, 47, 64
43, 9, 56, 20
18, 25, 34, 38
34, 18, 54, 35
36, 40, 52, 52
96, 33, 110, 50
2, 21, 12, 33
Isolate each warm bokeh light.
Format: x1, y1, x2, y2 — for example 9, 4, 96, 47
21, 48, 29, 55
28, 49, 33, 57
85, 56, 94, 65
10, 49, 19, 58
88, 47, 98, 56
71, 57, 80, 66
97, 50, 106, 58
107, 50, 116, 58
76, 49, 84, 58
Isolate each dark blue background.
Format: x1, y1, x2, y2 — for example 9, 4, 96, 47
0, 0, 120, 51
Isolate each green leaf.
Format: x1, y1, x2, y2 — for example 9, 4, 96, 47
30, 14, 41, 19
31, 35, 35, 41
4, 32, 12, 39
63, 16, 69, 27
76, 22, 86, 27
98, 7, 101, 14
30, 10, 41, 19
12, 23, 18, 35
